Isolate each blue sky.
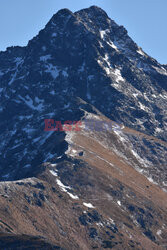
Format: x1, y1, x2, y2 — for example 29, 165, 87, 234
0, 0, 166, 64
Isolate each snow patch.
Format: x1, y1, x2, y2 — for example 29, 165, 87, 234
2, 173, 10, 179
138, 102, 148, 112
64, 132, 76, 157
137, 48, 145, 57
56, 179, 79, 200
114, 68, 124, 83
67, 193, 79, 200
117, 201, 121, 206
114, 130, 126, 143
18, 95, 44, 111
155, 127, 163, 133
23, 164, 31, 168
78, 62, 85, 72
52, 33, 57, 37
50, 163, 57, 167
8, 57, 24, 85
99, 41, 103, 48
50, 90, 55, 95
83, 202, 95, 208
131, 149, 152, 168
100, 30, 106, 39
152, 66, 167, 76
133, 93, 139, 98
107, 41, 119, 51
96, 222, 104, 227
41, 131, 54, 146
62, 70, 68, 77
157, 230, 162, 236
40, 55, 51, 62
50, 170, 58, 177
159, 93, 167, 100
97, 54, 114, 76
147, 176, 158, 185
45, 63, 59, 79
100, 29, 110, 40
56, 179, 71, 192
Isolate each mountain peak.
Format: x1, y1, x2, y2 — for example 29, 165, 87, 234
46, 8, 74, 28
89, 5, 106, 12
75, 5, 109, 18
54, 8, 73, 17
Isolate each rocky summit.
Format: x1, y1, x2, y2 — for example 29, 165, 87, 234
0, 5, 167, 249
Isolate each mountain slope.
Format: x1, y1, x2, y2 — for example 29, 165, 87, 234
0, 5, 167, 181
0, 5, 167, 249
0, 114, 167, 249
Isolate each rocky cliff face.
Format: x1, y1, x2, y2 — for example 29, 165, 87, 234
0, 6, 167, 249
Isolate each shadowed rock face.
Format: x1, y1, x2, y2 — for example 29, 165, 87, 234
0, 234, 61, 249
0, 5, 167, 249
